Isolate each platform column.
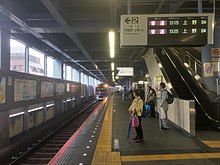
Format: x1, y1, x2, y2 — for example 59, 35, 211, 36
201, 23, 220, 92
0, 29, 10, 70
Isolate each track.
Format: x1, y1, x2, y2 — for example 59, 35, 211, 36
9, 100, 101, 165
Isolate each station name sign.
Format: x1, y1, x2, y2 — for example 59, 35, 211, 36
120, 13, 214, 47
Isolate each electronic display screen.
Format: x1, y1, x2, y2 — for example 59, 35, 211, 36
147, 16, 208, 46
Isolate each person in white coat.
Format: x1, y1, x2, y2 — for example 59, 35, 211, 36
159, 82, 169, 130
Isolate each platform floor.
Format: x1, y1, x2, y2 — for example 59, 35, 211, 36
50, 94, 220, 165
112, 94, 220, 165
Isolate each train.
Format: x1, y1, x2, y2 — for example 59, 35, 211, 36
95, 83, 116, 100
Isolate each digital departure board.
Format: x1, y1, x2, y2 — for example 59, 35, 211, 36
120, 13, 214, 47
147, 16, 209, 46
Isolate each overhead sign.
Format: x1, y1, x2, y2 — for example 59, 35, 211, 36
120, 13, 214, 47
117, 67, 134, 76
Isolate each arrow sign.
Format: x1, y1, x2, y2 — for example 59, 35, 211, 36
124, 17, 131, 24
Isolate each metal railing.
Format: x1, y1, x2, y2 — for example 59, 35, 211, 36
170, 48, 202, 77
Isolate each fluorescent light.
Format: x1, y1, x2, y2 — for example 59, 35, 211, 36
9, 112, 25, 118
111, 62, 114, 71
28, 106, 44, 113
66, 99, 71, 102
109, 31, 115, 58
46, 104, 55, 108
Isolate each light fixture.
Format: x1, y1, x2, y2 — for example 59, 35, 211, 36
109, 30, 115, 58
111, 62, 114, 71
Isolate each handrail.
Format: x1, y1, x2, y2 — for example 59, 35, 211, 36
170, 48, 202, 77
164, 48, 220, 124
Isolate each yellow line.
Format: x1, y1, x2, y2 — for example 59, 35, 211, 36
92, 97, 121, 165
202, 140, 220, 148
121, 153, 220, 162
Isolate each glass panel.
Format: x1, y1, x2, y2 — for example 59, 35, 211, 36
66, 65, 72, 81
73, 68, 79, 82
47, 56, 54, 78
10, 39, 26, 73
83, 74, 88, 86
81, 72, 84, 84
29, 48, 44, 76
63, 63, 66, 79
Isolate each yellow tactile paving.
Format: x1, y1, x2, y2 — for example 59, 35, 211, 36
92, 97, 121, 165
92, 96, 220, 164
121, 152, 220, 162
202, 140, 220, 148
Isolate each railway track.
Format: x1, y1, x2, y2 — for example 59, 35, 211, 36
9, 100, 100, 165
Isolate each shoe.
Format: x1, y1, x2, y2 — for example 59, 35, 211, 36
161, 126, 169, 130
133, 136, 139, 140
136, 138, 144, 143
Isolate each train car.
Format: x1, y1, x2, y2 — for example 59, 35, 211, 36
95, 83, 109, 100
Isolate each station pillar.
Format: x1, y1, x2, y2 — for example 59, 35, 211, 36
0, 29, 10, 70
201, 23, 220, 92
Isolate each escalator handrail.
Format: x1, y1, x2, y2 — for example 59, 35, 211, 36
163, 48, 220, 123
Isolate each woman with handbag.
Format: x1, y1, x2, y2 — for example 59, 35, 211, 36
128, 89, 144, 143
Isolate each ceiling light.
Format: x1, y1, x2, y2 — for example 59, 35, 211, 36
158, 63, 162, 68
111, 62, 114, 71
109, 31, 115, 58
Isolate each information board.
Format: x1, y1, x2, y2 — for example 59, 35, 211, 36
120, 13, 214, 47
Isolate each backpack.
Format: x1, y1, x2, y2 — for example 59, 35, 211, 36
166, 90, 174, 104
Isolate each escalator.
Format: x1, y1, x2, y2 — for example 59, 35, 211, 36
155, 48, 220, 130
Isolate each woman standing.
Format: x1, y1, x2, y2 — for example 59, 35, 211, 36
128, 89, 144, 142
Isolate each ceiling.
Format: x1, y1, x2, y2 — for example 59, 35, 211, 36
0, 0, 219, 85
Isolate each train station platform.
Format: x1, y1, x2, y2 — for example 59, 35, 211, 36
49, 94, 220, 165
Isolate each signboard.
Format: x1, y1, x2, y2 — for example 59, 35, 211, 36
117, 67, 134, 76
211, 48, 220, 58
120, 13, 214, 47
14, 79, 37, 101
41, 81, 54, 98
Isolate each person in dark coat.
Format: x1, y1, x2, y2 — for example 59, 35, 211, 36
146, 86, 156, 118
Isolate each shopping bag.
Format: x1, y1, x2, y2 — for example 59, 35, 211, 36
132, 115, 139, 127
160, 107, 166, 119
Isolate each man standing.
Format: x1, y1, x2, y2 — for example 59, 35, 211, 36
159, 82, 169, 130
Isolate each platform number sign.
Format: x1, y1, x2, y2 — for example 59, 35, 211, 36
124, 17, 139, 24
120, 15, 147, 46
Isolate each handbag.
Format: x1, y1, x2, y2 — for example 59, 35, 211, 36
132, 115, 139, 127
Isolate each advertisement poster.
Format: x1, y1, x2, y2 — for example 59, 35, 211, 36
203, 62, 214, 77
56, 83, 65, 96
0, 77, 6, 104
41, 81, 54, 98
14, 79, 37, 101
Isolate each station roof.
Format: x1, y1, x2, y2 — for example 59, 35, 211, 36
0, 0, 219, 84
